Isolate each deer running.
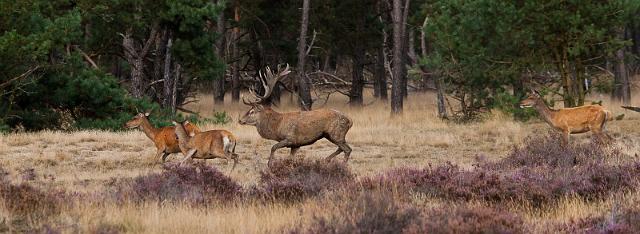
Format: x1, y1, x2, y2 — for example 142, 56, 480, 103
172, 120, 239, 172
125, 112, 201, 162
238, 64, 353, 168
519, 90, 613, 145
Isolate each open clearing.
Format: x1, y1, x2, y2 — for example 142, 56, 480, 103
2, 92, 640, 233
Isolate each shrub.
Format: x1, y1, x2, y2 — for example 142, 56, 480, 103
404, 205, 525, 234
295, 191, 420, 234
109, 163, 241, 205
360, 135, 640, 207
255, 158, 354, 201
493, 133, 623, 169
560, 206, 640, 234
0, 183, 62, 219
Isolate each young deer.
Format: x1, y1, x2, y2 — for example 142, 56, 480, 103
238, 64, 353, 168
520, 90, 614, 145
172, 120, 239, 172
125, 112, 201, 162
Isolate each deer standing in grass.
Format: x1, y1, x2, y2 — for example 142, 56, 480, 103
519, 90, 614, 145
125, 112, 201, 162
238, 64, 353, 168
172, 120, 239, 172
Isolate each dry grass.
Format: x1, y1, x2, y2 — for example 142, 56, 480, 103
2, 90, 640, 233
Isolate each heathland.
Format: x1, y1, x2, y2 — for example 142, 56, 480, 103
2, 92, 640, 233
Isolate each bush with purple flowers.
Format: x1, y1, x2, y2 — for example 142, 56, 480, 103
255, 158, 354, 201
109, 163, 242, 205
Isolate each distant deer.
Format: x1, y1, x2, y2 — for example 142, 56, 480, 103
520, 90, 614, 145
238, 64, 353, 168
125, 112, 201, 162
172, 120, 239, 172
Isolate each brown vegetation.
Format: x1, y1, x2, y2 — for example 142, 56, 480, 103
2, 92, 640, 233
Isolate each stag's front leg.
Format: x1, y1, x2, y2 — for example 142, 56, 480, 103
269, 140, 293, 168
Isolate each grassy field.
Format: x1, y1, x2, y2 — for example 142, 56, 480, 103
2, 90, 640, 233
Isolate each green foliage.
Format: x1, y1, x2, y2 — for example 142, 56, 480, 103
0, 0, 224, 131
423, 0, 636, 118
493, 92, 536, 121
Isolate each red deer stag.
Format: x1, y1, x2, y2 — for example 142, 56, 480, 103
125, 112, 201, 162
520, 90, 614, 145
173, 120, 239, 172
238, 64, 353, 168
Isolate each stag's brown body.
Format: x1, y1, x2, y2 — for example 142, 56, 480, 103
173, 121, 239, 171
125, 113, 200, 162
240, 106, 353, 167
238, 64, 353, 168
520, 92, 613, 144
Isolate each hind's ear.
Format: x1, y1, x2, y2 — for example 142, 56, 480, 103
144, 112, 150, 117
184, 120, 190, 125
189, 132, 195, 137
171, 121, 178, 125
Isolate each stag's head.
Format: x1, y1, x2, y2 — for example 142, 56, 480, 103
124, 112, 150, 129
520, 90, 542, 108
239, 64, 291, 126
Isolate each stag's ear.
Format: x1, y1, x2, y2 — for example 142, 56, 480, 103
255, 104, 264, 111
189, 132, 195, 137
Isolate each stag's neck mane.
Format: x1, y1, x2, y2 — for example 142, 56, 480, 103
138, 117, 159, 140
256, 107, 285, 140
534, 98, 557, 126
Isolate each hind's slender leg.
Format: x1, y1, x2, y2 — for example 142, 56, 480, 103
180, 149, 197, 166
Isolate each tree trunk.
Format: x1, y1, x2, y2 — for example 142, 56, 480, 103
613, 36, 631, 105
350, 48, 365, 106
556, 46, 576, 107
297, 0, 313, 110
121, 25, 159, 99
163, 34, 174, 109
213, 1, 226, 105
391, 0, 405, 115
122, 32, 145, 99
400, 0, 411, 99
172, 63, 181, 114
231, 4, 241, 102
374, 45, 387, 99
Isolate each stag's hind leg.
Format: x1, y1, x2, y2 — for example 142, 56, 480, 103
325, 136, 352, 162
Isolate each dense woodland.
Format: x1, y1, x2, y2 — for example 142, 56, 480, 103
2, 0, 640, 131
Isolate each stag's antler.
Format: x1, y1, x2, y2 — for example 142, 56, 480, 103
243, 64, 291, 105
